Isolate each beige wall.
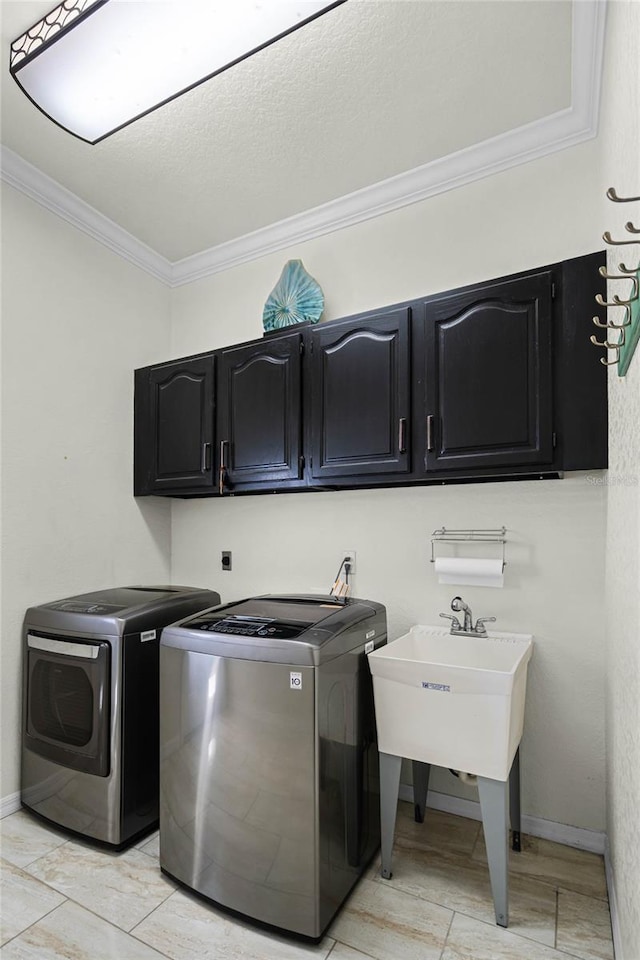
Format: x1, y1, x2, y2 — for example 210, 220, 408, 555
169, 140, 609, 833
600, 2, 640, 956
0, 184, 173, 801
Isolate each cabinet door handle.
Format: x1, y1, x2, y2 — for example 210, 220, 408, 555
202, 442, 211, 472
398, 418, 407, 454
426, 415, 434, 452
219, 440, 228, 495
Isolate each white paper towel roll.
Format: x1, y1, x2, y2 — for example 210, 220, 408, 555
434, 557, 504, 588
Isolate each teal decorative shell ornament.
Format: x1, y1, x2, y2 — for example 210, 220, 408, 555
263, 260, 324, 333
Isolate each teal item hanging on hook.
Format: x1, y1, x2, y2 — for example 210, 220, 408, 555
263, 259, 324, 332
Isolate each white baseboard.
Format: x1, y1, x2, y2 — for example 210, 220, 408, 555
398, 784, 606, 855
3, 781, 606, 856
605, 837, 623, 960
1, 792, 22, 819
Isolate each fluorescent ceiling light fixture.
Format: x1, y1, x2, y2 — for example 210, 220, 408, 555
10, 0, 346, 145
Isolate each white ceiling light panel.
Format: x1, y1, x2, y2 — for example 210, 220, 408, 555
10, 0, 345, 144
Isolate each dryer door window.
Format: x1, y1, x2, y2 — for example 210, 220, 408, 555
30, 661, 94, 746
25, 634, 111, 777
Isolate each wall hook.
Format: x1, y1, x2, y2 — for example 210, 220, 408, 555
625, 221, 640, 234
600, 352, 620, 366
612, 292, 639, 306
595, 294, 637, 309
595, 294, 619, 307
606, 187, 640, 203
598, 268, 640, 298
619, 262, 640, 275
602, 231, 639, 246
590, 333, 625, 349
592, 307, 631, 329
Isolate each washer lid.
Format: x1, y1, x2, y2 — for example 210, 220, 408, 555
185, 595, 348, 639
163, 594, 386, 666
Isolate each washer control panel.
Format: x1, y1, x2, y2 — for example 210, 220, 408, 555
192, 616, 309, 640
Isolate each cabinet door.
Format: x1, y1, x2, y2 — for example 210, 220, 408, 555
217, 333, 302, 489
424, 272, 553, 471
309, 308, 411, 480
136, 355, 215, 494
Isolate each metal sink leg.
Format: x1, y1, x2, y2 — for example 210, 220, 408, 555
477, 775, 510, 927
379, 752, 402, 880
412, 760, 431, 823
509, 746, 521, 851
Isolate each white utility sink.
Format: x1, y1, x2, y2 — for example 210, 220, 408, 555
368, 625, 533, 781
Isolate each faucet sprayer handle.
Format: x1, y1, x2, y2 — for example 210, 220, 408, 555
439, 613, 462, 631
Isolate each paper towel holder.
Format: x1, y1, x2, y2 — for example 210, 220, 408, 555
430, 527, 507, 567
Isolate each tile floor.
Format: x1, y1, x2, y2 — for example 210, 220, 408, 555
0, 802, 614, 960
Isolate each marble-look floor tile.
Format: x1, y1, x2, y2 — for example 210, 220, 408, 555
472, 831, 607, 899
329, 877, 452, 960
137, 832, 160, 860
556, 888, 614, 960
327, 944, 377, 959
0, 812, 68, 869
394, 801, 481, 857
25, 842, 175, 932
132, 888, 334, 959
441, 911, 572, 960
374, 837, 557, 947
0, 900, 167, 960
0, 859, 65, 946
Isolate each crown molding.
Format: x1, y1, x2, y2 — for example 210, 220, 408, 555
0, 146, 173, 285
171, 0, 607, 286
1, 0, 606, 289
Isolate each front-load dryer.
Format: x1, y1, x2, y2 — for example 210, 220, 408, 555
159, 593, 387, 939
21, 584, 221, 848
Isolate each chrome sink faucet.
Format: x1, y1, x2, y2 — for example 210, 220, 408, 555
440, 596, 496, 637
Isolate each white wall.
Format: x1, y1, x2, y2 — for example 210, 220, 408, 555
0, 184, 173, 802
599, 2, 640, 956
170, 139, 608, 832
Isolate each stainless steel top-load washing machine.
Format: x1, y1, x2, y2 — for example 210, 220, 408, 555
159, 593, 387, 940
22, 584, 221, 848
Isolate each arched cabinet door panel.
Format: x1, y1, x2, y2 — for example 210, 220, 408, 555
217, 332, 303, 490
135, 355, 215, 495
309, 308, 411, 480
424, 272, 553, 472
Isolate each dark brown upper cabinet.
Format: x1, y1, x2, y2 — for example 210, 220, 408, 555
134, 354, 215, 496
217, 332, 304, 493
423, 272, 554, 472
308, 307, 411, 482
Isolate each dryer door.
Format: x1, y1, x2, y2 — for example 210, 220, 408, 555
25, 634, 111, 776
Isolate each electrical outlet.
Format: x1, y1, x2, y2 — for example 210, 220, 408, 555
343, 551, 356, 575
221, 550, 232, 571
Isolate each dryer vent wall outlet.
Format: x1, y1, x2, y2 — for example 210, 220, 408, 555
221, 551, 232, 571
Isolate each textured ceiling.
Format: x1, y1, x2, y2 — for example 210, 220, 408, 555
0, 1, 572, 262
